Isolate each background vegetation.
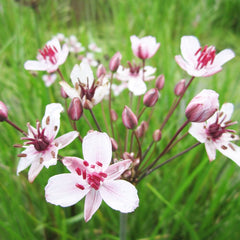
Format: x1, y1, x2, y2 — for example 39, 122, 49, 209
0, 0, 240, 239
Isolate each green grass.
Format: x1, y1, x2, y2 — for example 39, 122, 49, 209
1, 0, 240, 239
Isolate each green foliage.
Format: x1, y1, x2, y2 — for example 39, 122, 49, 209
0, 0, 240, 239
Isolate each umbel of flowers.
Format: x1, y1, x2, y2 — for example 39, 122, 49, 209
0, 34, 238, 224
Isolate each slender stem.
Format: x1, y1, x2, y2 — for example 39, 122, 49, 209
73, 121, 83, 142
5, 119, 28, 136
124, 129, 129, 152
129, 131, 134, 153
137, 142, 201, 183
119, 213, 128, 240
83, 113, 94, 129
89, 108, 102, 132
57, 68, 65, 81
108, 72, 115, 138
137, 106, 146, 120
134, 130, 142, 159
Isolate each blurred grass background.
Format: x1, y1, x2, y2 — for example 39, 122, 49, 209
0, 0, 240, 239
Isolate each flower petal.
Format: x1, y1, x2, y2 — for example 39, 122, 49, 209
24, 60, 47, 71
100, 180, 139, 213
59, 81, 80, 99
78, 62, 94, 87
188, 123, 207, 143
180, 36, 200, 63
83, 131, 112, 169
28, 159, 44, 183
84, 189, 102, 222
216, 142, 240, 166
41, 103, 63, 139
55, 131, 79, 149
58, 44, 69, 65
219, 103, 234, 122
105, 160, 132, 181
205, 141, 216, 161
45, 173, 89, 207
62, 157, 85, 173
212, 49, 235, 67
128, 78, 147, 96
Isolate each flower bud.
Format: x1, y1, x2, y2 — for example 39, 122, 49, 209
123, 152, 134, 160
68, 98, 83, 121
110, 137, 118, 151
185, 89, 219, 122
97, 64, 106, 78
122, 106, 138, 129
109, 52, 122, 72
153, 129, 162, 142
60, 87, 68, 98
155, 74, 165, 90
174, 79, 186, 96
0, 101, 8, 122
135, 121, 148, 138
110, 109, 118, 121
143, 88, 160, 107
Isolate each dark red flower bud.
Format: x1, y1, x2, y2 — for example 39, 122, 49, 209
0, 101, 8, 122
110, 109, 118, 121
155, 74, 165, 90
143, 88, 160, 107
68, 98, 83, 121
97, 64, 106, 78
122, 106, 138, 129
60, 87, 68, 98
174, 79, 186, 96
109, 52, 122, 72
153, 129, 162, 142
110, 137, 118, 151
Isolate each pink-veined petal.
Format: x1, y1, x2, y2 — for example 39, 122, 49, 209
62, 157, 85, 173
100, 180, 139, 213
175, 55, 189, 72
55, 131, 79, 149
219, 103, 234, 122
83, 131, 112, 169
105, 160, 132, 181
24, 60, 47, 71
47, 38, 61, 52
45, 173, 89, 207
58, 44, 69, 65
28, 159, 44, 183
84, 189, 102, 222
70, 64, 82, 87
142, 66, 156, 81
41, 147, 58, 168
78, 62, 94, 87
59, 81, 80, 99
188, 123, 207, 143
180, 36, 200, 63
93, 84, 109, 105
212, 49, 235, 68
205, 141, 217, 161
216, 142, 240, 166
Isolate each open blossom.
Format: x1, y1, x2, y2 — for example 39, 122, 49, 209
17, 103, 79, 182
175, 35, 235, 77
45, 131, 139, 222
130, 35, 160, 59
42, 73, 57, 87
189, 103, 240, 166
60, 62, 109, 109
88, 43, 102, 53
116, 62, 156, 96
24, 38, 69, 73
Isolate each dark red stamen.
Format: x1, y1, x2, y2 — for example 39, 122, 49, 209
195, 45, 216, 69
75, 183, 85, 190
75, 168, 81, 175
96, 161, 103, 167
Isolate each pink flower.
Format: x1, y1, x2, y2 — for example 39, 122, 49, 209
45, 131, 139, 222
175, 36, 235, 77
189, 103, 240, 165
116, 62, 156, 96
42, 73, 57, 87
60, 62, 109, 109
130, 35, 160, 59
185, 89, 219, 122
24, 38, 69, 73
17, 103, 79, 182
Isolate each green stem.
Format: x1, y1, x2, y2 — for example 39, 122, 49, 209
120, 213, 128, 240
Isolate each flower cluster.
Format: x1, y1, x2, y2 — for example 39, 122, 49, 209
1, 34, 238, 222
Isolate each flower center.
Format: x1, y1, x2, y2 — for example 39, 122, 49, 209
128, 61, 141, 76
39, 45, 58, 64
75, 160, 108, 191
195, 45, 216, 69
22, 121, 50, 151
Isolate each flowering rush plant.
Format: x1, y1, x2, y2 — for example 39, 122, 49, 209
1, 34, 238, 235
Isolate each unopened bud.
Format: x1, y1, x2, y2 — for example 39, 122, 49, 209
143, 88, 160, 107
155, 74, 165, 90
153, 129, 162, 142
174, 79, 186, 96
185, 89, 219, 122
0, 101, 8, 121
135, 121, 148, 138
110, 109, 118, 121
110, 137, 118, 151
109, 52, 122, 72
68, 98, 83, 121
123, 152, 134, 160
97, 64, 106, 78
122, 106, 138, 129
61, 87, 68, 98
83, 99, 94, 109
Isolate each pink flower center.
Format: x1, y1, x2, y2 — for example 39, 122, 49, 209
195, 45, 216, 69
75, 160, 108, 191
39, 45, 58, 64
128, 61, 141, 76
206, 113, 236, 140
22, 121, 50, 151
